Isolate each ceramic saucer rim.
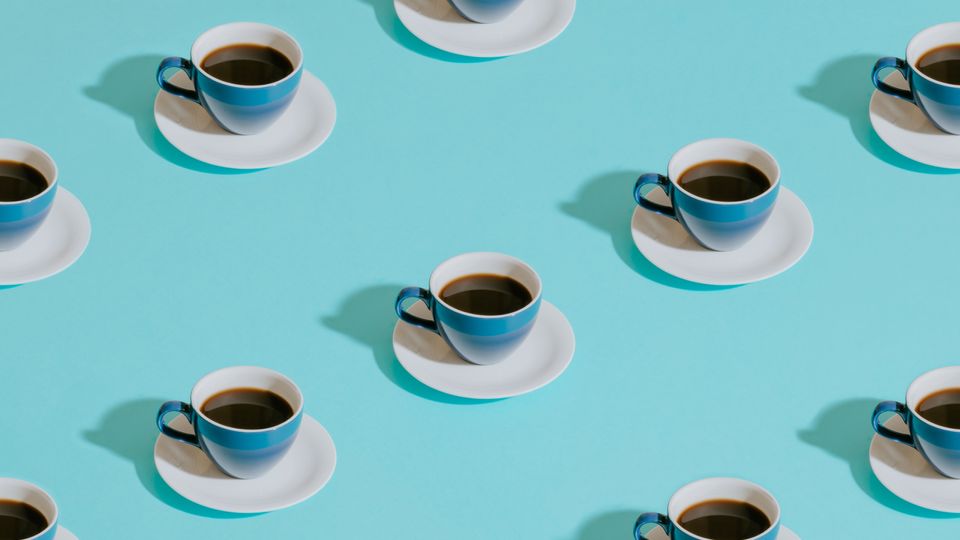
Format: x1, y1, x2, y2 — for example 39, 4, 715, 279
631, 187, 813, 286
394, 0, 576, 58
56, 526, 78, 540
392, 299, 575, 399
0, 187, 91, 286
153, 70, 336, 169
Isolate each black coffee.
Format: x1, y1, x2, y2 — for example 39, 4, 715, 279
0, 161, 46, 203
678, 499, 771, 540
678, 160, 771, 202
917, 388, 960, 429
439, 274, 533, 316
917, 44, 960, 85
200, 44, 294, 86
0, 499, 48, 540
201, 388, 294, 430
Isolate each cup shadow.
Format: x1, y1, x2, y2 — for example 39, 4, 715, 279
798, 54, 957, 175
576, 509, 641, 540
321, 284, 498, 405
798, 397, 959, 519
354, 0, 501, 63
560, 171, 736, 292
83, 398, 259, 519
83, 54, 257, 175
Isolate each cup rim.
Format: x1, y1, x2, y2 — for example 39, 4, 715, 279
0, 139, 58, 207
666, 138, 780, 206
428, 252, 542, 320
906, 366, 960, 433
191, 22, 304, 90
190, 366, 304, 433
0, 478, 59, 540
907, 22, 960, 89
667, 477, 781, 540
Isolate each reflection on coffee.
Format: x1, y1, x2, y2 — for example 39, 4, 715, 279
678, 160, 771, 202
917, 387, 960, 429
918, 44, 960, 85
439, 274, 532, 316
201, 44, 294, 86
200, 388, 294, 430
0, 499, 48, 540
0, 161, 46, 203
678, 499, 771, 540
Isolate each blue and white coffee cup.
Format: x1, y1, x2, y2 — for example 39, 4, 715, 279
872, 366, 960, 479
872, 23, 960, 135
156, 366, 304, 479
395, 252, 542, 366
447, 0, 526, 23
156, 22, 303, 135
0, 139, 58, 251
634, 138, 781, 252
634, 477, 781, 540
0, 478, 59, 540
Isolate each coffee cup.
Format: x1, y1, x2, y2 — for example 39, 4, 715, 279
634, 138, 781, 252
447, 0, 526, 23
0, 139, 58, 251
156, 22, 303, 135
872, 366, 960, 478
872, 22, 960, 134
395, 252, 542, 365
156, 366, 303, 479
0, 478, 59, 540
634, 477, 781, 540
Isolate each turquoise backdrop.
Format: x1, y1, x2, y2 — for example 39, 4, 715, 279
2, 0, 959, 538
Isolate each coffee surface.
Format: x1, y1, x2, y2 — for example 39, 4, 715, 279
201, 44, 294, 86
439, 274, 533, 316
0, 160, 47, 203
678, 499, 771, 540
917, 388, 960, 429
678, 160, 771, 202
0, 499, 48, 540
201, 388, 294, 430
918, 44, 960, 85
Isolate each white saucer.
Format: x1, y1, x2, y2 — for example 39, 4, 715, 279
56, 527, 78, 540
395, 0, 575, 58
154, 70, 336, 169
393, 300, 575, 399
870, 415, 960, 513
870, 71, 960, 169
631, 187, 813, 286
643, 525, 798, 540
0, 188, 91, 286
154, 414, 336, 513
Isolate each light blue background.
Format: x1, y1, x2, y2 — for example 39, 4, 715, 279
2, 0, 959, 538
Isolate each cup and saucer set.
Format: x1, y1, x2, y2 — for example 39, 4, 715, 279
395, 0, 575, 58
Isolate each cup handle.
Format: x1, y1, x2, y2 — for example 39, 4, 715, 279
634, 173, 677, 221
871, 400, 915, 447
634, 512, 672, 540
156, 57, 200, 103
395, 287, 439, 334
156, 400, 200, 447
871, 57, 914, 103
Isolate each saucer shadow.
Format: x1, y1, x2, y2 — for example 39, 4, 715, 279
83, 398, 259, 519
561, 171, 736, 291
83, 54, 258, 175
799, 397, 959, 519
0, 285, 20, 290
354, 0, 501, 63
321, 284, 498, 404
799, 54, 957, 175
576, 509, 640, 540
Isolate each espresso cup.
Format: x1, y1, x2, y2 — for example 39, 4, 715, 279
0, 140, 58, 251
156, 366, 303, 479
156, 22, 303, 135
634, 477, 781, 540
0, 478, 59, 540
395, 252, 542, 365
872, 366, 960, 478
447, 0, 526, 23
872, 23, 960, 134
634, 139, 781, 252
